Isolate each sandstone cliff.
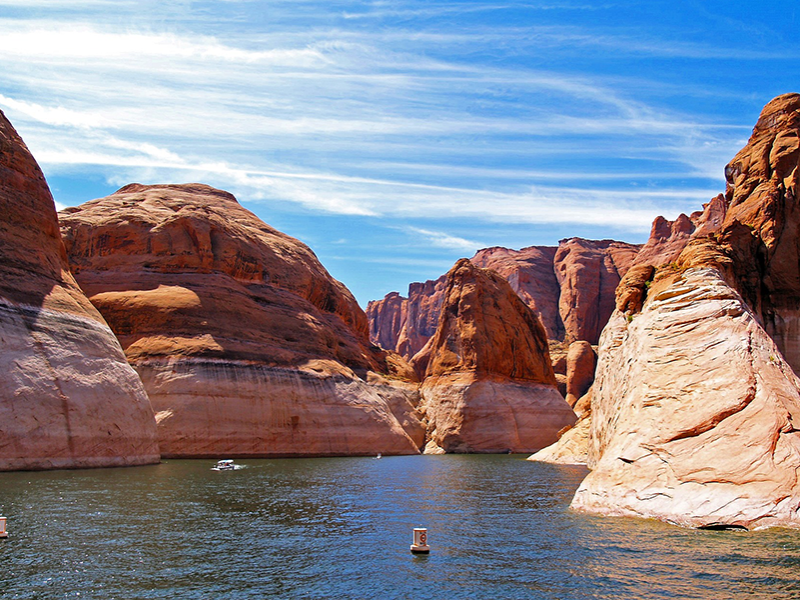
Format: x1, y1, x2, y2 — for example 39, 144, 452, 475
414, 259, 575, 453
0, 110, 159, 471
60, 184, 424, 457
573, 265, 800, 529
470, 245, 563, 339
554, 239, 639, 344
569, 93, 800, 529
368, 240, 639, 358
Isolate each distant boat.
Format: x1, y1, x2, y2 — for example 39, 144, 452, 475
211, 459, 242, 471
375, 453, 382, 459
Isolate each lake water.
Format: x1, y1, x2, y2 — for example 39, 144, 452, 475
1, 455, 799, 599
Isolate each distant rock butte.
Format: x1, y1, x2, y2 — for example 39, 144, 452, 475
0, 110, 159, 471
566, 93, 800, 529
414, 259, 575, 453
368, 239, 639, 360
554, 239, 639, 345
60, 183, 424, 457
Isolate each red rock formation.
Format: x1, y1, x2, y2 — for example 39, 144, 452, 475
554, 239, 639, 344
366, 291, 407, 351
633, 195, 728, 268
0, 110, 159, 471
718, 93, 800, 374
565, 341, 596, 407
397, 275, 448, 359
571, 94, 800, 529
471, 245, 564, 339
60, 184, 424, 457
369, 240, 640, 359
415, 259, 575, 453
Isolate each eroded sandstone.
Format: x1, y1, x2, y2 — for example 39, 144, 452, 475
0, 110, 159, 470
572, 266, 800, 530
60, 184, 424, 457
416, 259, 575, 453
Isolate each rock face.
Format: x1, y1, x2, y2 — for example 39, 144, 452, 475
528, 389, 592, 465
573, 266, 800, 529
721, 93, 800, 375
632, 195, 727, 269
397, 275, 449, 360
366, 291, 407, 353
553, 239, 639, 344
414, 259, 575, 453
565, 341, 596, 407
60, 183, 423, 457
0, 110, 159, 471
368, 239, 640, 358
570, 94, 800, 529
470, 245, 563, 339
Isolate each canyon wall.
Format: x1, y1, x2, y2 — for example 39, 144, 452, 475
569, 93, 800, 529
367, 239, 640, 359
0, 110, 159, 471
413, 259, 575, 453
60, 183, 424, 457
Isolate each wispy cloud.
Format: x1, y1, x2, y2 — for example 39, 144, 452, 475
0, 1, 777, 301
405, 227, 485, 252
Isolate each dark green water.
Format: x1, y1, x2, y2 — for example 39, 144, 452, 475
1, 455, 799, 599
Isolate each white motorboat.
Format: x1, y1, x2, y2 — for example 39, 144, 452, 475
211, 459, 242, 471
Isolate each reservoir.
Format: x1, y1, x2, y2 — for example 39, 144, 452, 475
1, 455, 799, 599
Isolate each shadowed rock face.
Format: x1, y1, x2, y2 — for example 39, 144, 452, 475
0, 110, 159, 471
565, 341, 596, 407
566, 94, 800, 529
719, 93, 800, 374
554, 239, 639, 344
366, 291, 407, 353
366, 274, 449, 362
60, 184, 423, 457
414, 259, 575, 453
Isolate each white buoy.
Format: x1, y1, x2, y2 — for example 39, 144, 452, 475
410, 527, 429, 554
0, 517, 7, 539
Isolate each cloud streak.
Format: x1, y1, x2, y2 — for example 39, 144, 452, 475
0, 1, 776, 301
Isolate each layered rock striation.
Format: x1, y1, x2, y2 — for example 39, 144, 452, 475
414, 259, 575, 453
573, 265, 800, 529
60, 184, 424, 457
0, 110, 159, 471
569, 93, 800, 529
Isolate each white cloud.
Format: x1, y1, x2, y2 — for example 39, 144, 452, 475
0, 11, 749, 240
406, 227, 485, 252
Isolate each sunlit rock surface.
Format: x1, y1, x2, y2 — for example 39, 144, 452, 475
0, 110, 159, 471
573, 266, 800, 529
414, 259, 575, 453
60, 183, 423, 457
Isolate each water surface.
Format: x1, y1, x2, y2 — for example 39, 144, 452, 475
1, 455, 799, 599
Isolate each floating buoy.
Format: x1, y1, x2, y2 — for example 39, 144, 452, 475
0, 516, 7, 539
410, 527, 429, 554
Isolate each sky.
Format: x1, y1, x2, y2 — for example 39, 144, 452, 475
0, 1, 797, 305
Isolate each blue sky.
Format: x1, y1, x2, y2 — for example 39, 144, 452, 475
0, 1, 796, 305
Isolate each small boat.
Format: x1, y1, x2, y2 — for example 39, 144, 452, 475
375, 453, 382, 460
211, 459, 241, 471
